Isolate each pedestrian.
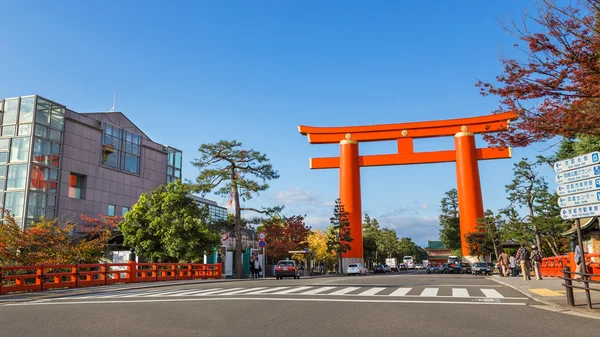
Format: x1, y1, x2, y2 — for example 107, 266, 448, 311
499, 251, 510, 277
574, 244, 583, 280
515, 243, 531, 280
253, 258, 262, 279
249, 257, 255, 279
509, 254, 517, 277
530, 245, 543, 280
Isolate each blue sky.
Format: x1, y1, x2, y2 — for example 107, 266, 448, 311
0, 1, 560, 247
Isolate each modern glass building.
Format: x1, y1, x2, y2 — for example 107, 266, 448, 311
0, 95, 184, 230
190, 195, 228, 222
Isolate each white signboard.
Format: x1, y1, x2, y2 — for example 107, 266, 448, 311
554, 151, 600, 173
555, 164, 600, 185
558, 191, 600, 208
560, 203, 600, 220
557, 177, 600, 196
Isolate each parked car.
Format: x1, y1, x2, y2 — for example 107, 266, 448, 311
426, 264, 440, 274
382, 264, 392, 273
471, 262, 492, 275
347, 263, 368, 276
399, 263, 408, 270
459, 262, 472, 274
415, 263, 423, 270
373, 265, 385, 274
274, 260, 300, 279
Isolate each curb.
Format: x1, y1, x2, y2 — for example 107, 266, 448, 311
489, 276, 600, 319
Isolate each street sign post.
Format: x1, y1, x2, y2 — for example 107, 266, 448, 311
259, 240, 266, 248
554, 151, 600, 173
554, 152, 599, 291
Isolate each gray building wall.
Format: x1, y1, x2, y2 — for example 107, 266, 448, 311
58, 111, 170, 223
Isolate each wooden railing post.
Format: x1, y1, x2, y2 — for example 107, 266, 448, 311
103, 263, 108, 285
128, 261, 137, 283
73, 265, 79, 288
37, 265, 44, 291
0, 266, 3, 294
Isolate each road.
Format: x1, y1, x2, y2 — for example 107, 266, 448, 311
0, 270, 597, 337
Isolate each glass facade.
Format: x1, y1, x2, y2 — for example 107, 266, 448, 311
166, 146, 182, 183
0, 96, 64, 228
102, 124, 142, 174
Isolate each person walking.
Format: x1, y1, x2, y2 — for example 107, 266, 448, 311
253, 258, 262, 279
499, 251, 510, 277
574, 244, 583, 280
249, 257, 256, 279
530, 245, 543, 280
509, 254, 517, 277
515, 243, 531, 280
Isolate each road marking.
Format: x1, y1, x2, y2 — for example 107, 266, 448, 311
329, 287, 361, 295
146, 289, 200, 297
195, 288, 243, 296
271, 287, 313, 295
167, 289, 224, 296
243, 287, 290, 295
481, 289, 504, 298
529, 288, 564, 297
215, 288, 266, 295
3, 297, 528, 307
300, 287, 336, 295
420, 288, 439, 297
452, 288, 469, 298
388, 288, 412, 296
357, 287, 386, 296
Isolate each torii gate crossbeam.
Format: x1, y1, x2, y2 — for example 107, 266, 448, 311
298, 112, 517, 269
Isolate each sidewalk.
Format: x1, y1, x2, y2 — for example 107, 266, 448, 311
490, 274, 600, 316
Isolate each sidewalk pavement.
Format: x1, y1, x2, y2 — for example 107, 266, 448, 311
490, 274, 600, 316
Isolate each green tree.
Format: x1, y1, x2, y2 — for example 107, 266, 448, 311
362, 214, 380, 267
192, 140, 281, 279
326, 199, 353, 273
377, 228, 398, 259
505, 158, 549, 249
533, 192, 569, 256
439, 189, 461, 251
118, 181, 220, 263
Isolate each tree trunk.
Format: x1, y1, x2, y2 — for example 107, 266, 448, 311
528, 200, 542, 249
232, 168, 244, 279
544, 237, 560, 256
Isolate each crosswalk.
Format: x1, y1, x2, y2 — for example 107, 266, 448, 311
50, 285, 522, 301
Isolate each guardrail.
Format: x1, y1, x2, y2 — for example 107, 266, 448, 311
562, 266, 600, 309
540, 252, 600, 281
0, 262, 222, 295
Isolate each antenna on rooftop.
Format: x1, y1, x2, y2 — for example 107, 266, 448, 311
108, 93, 116, 112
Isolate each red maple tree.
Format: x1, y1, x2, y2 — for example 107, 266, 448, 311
477, 0, 600, 147
262, 215, 311, 263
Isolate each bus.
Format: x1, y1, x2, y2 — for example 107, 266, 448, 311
403, 256, 415, 269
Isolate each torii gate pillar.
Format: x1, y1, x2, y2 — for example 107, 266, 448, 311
339, 137, 363, 269
454, 132, 485, 260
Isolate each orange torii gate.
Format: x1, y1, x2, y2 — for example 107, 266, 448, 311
298, 112, 517, 268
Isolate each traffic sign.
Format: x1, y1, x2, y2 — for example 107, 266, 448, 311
554, 164, 600, 185
557, 177, 600, 196
259, 240, 266, 248
560, 204, 600, 219
258, 232, 266, 240
558, 191, 600, 208
554, 151, 600, 173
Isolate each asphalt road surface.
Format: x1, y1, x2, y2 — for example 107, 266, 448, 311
1, 270, 597, 337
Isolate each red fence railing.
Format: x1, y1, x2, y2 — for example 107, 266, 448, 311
540, 252, 600, 281
0, 262, 222, 295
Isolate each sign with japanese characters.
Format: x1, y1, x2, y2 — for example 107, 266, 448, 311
556, 177, 600, 196
558, 191, 600, 208
554, 151, 600, 173
560, 204, 600, 220
554, 164, 600, 185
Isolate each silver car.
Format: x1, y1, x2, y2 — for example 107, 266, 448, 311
471, 262, 492, 275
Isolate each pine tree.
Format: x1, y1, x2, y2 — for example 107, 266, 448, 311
326, 198, 353, 273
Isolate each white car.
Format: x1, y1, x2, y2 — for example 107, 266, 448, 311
347, 263, 367, 276
415, 264, 423, 270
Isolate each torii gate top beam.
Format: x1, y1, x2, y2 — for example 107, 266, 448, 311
298, 112, 517, 144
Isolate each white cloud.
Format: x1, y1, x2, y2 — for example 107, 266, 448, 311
376, 214, 440, 247
276, 187, 333, 208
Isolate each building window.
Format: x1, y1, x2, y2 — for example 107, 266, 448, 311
3, 99, 18, 125
166, 147, 182, 183
2, 125, 15, 137
19, 97, 34, 123
108, 204, 115, 216
35, 98, 51, 126
102, 125, 142, 174
123, 130, 141, 174
27, 192, 46, 219
122, 207, 129, 216
4, 191, 25, 218
18, 124, 31, 136
9, 137, 29, 162
0, 139, 9, 151
33, 138, 51, 165
68, 173, 86, 199
7, 164, 27, 190
30, 165, 49, 192
102, 124, 121, 169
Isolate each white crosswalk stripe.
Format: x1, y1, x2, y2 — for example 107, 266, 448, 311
46, 285, 523, 301
480, 289, 504, 298
451, 288, 469, 298
357, 287, 386, 296
420, 288, 439, 297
